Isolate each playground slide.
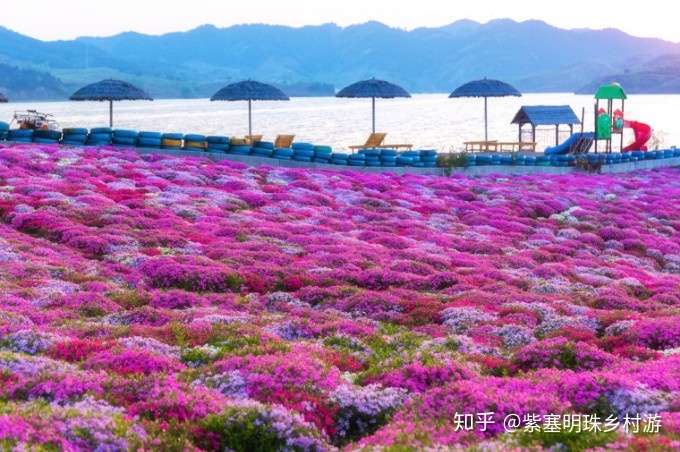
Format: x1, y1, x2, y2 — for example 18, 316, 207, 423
622, 120, 652, 151
544, 132, 580, 155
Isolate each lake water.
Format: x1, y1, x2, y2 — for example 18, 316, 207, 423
1, 93, 678, 151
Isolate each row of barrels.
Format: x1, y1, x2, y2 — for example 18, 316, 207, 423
0, 124, 440, 168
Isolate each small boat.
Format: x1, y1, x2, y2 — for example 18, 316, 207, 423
11, 110, 60, 131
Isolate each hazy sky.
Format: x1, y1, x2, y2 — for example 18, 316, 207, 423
3, 0, 678, 42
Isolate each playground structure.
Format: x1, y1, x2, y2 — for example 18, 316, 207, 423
593, 83, 652, 153
512, 105, 581, 148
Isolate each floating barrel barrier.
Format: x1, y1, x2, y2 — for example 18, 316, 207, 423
0, 122, 9, 140
556, 155, 576, 167
137, 131, 163, 148
87, 127, 113, 146
229, 144, 252, 155
184, 134, 207, 151
207, 136, 230, 153
292, 142, 315, 162
62, 128, 88, 146
273, 148, 294, 160
32, 129, 62, 144
113, 129, 138, 147
631, 151, 645, 161
227, 137, 250, 154
358, 148, 381, 167
8, 129, 34, 142
331, 152, 349, 165
420, 150, 438, 167
397, 155, 414, 166
313, 145, 333, 163
379, 149, 398, 167
348, 153, 366, 166
161, 133, 184, 150
252, 141, 275, 157
28, 126, 680, 170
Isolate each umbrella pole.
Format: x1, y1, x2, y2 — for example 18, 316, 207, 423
484, 97, 488, 142
248, 99, 252, 140
372, 97, 376, 134
109, 100, 113, 128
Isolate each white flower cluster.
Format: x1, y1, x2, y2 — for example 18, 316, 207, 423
604, 320, 636, 337
2, 329, 61, 355
495, 325, 536, 348
194, 313, 250, 325
441, 307, 497, 333
197, 370, 248, 399
266, 291, 305, 307
332, 384, 408, 439
606, 384, 672, 416
219, 400, 328, 451
117, 336, 180, 358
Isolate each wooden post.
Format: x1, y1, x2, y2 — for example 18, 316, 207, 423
518, 124, 522, 142
555, 124, 559, 145
248, 99, 252, 139
109, 100, 113, 128
532, 124, 536, 144
580, 107, 585, 133
594, 101, 599, 153
608, 99, 613, 153
620, 99, 625, 151
372, 97, 376, 134
484, 96, 488, 142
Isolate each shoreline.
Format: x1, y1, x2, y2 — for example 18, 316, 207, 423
4, 140, 680, 176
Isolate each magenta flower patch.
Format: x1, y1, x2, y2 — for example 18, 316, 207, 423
0, 143, 680, 449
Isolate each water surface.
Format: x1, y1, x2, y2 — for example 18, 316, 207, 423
1, 94, 676, 151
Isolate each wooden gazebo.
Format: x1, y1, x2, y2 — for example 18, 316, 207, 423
511, 105, 581, 146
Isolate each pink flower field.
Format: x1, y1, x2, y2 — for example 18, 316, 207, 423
1, 143, 680, 450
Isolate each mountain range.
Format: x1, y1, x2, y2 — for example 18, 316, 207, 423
1, 19, 680, 100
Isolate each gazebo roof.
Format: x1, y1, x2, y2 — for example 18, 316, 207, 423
511, 105, 580, 126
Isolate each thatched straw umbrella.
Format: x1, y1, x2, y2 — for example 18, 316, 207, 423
450, 78, 521, 141
70, 79, 152, 127
211, 80, 289, 138
336, 78, 411, 133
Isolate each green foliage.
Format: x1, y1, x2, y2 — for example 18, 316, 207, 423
558, 343, 579, 370
108, 290, 150, 309
357, 324, 426, 381
437, 152, 468, 169
199, 409, 284, 452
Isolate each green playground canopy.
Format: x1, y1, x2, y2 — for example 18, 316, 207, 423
595, 83, 627, 100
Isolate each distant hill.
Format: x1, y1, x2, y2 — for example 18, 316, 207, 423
577, 54, 680, 94
0, 63, 68, 100
1, 20, 680, 100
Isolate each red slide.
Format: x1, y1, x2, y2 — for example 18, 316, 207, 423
622, 120, 652, 151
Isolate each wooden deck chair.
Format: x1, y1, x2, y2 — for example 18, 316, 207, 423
349, 132, 387, 150
274, 134, 295, 148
